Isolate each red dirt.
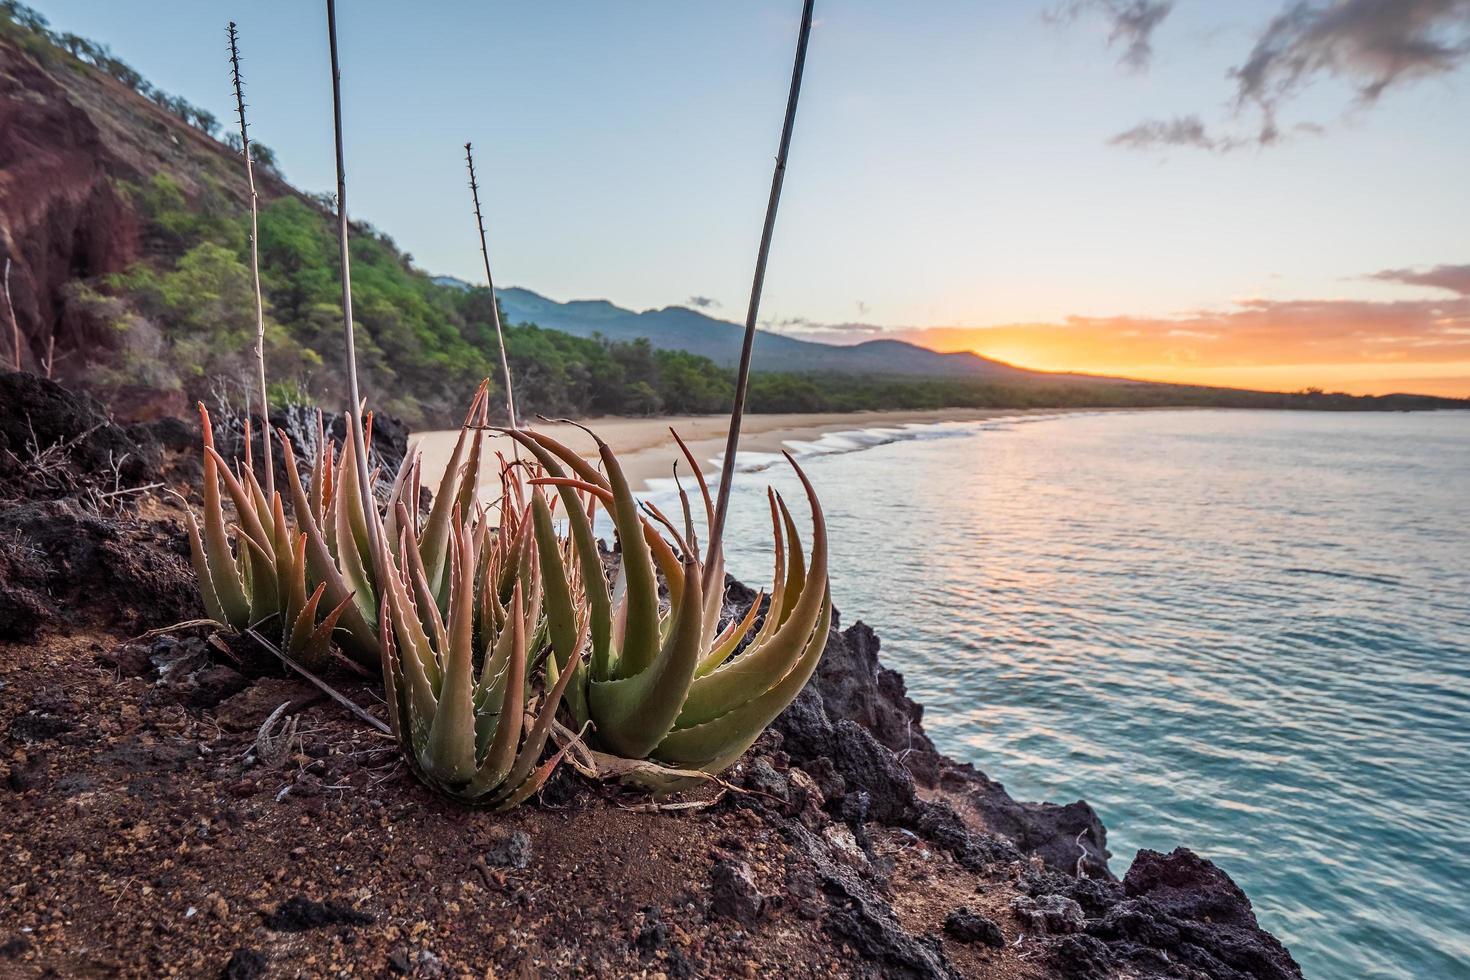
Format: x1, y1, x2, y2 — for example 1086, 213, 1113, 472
0, 628, 1044, 979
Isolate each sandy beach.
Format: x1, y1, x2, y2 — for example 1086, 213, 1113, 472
411, 407, 1075, 491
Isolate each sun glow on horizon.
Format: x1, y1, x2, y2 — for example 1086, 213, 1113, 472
883, 308, 1470, 400
959, 350, 1470, 398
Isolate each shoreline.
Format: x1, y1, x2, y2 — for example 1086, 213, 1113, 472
412, 407, 1089, 491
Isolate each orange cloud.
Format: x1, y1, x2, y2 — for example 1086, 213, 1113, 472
899, 295, 1470, 397
876, 285, 1464, 396
765, 265, 1470, 397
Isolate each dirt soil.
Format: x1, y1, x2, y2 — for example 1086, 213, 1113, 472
2, 627, 1048, 979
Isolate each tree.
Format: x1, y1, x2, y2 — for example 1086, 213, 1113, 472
191, 108, 219, 137
624, 381, 663, 416
249, 142, 278, 173
57, 32, 88, 58
1, 1, 49, 34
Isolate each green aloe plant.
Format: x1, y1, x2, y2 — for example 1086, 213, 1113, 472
185, 383, 514, 665
183, 404, 356, 667
505, 426, 832, 775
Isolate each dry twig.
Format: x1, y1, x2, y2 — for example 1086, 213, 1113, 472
3, 258, 19, 371
253, 702, 299, 768
245, 627, 391, 736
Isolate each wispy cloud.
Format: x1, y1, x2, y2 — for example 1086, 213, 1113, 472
762, 317, 886, 344
1047, 0, 1176, 69
1109, 114, 1238, 150
1092, 0, 1470, 151
1235, 0, 1470, 126
1368, 262, 1470, 295
685, 295, 721, 310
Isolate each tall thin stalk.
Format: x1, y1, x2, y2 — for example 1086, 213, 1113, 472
228, 21, 274, 496
4, 258, 20, 371
324, 0, 379, 559
464, 142, 518, 428
709, 0, 816, 550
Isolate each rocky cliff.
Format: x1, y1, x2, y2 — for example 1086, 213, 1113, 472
0, 38, 137, 371
0, 32, 293, 415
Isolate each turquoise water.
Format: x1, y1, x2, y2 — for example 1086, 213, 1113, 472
711, 409, 1470, 980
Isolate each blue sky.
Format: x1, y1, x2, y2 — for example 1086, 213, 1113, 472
26, 1, 1470, 394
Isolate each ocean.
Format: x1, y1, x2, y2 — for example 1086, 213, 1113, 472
700, 409, 1470, 980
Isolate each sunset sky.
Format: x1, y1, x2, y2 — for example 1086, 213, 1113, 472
32, 0, 1470, 396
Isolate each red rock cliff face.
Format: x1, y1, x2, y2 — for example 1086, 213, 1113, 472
0, 39, 138, 372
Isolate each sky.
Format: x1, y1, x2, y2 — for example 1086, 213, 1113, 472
28, 0, 1470, 397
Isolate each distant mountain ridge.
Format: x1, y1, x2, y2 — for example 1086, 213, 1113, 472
496, 286, 1075, 381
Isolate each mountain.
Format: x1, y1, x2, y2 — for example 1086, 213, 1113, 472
497, 287, 1060, 380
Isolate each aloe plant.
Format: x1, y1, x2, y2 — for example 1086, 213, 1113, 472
183, 404, 355, 667
505, 426, 831, 775
185, 383, 501, 662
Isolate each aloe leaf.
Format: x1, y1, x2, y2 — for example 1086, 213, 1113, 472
310, 416, 331, 523
199, 439, 250, 628
655, 589, 832, 772
419, 382, 487, 596
505, 431, 612, 679
645, 519, 685, 614
287, 580, 327, 657
776, 492, 806, 627
241, 462, 276, 550
455, 408, 485, 522
276, 430, 376, 662
534, 501, 590, 727
378, 530, 439, 730
694, 591, 764, 678
423, 525, 478, 784
204, 446, 274, 567
182, 507, 230, 625
511, 428, 610, 488
397, 501, 446, 689
751, 489, 789, 646
235, 524, 280, 623
490, 617, 588, 805
382, 447, 418, 560
271, 494, 296, 623
333, 446, 378, 627
476, 587, 517, 704
676, 457, 828, 727
670, 428, 723, 597
593, 436, 660, 678
522, 534, 544, 651
470, 581, 528, 792
529, 493, 573, 669
300, 590, 355, 669
337, 421, 378, 579
587, 553, 702, 759
490, 736, 575, 811
378, 599, 405, 740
